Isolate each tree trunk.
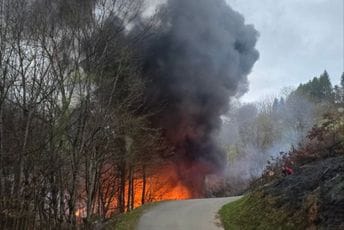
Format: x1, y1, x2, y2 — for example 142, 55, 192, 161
119, 162, 126, 213
141, 165, 146, 205
130, 169, 135, 210
127, 165, 132, 211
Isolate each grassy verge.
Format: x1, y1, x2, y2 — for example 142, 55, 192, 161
219, 194, 306, 230
104, 202, 160, 230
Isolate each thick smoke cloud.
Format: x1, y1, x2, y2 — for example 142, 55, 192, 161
141, 0, 259, 195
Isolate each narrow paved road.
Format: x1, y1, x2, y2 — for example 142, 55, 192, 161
137, 196, 241, 230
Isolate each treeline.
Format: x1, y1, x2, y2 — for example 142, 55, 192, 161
221, 71, 344, 193
0, 0, 166, 228
294, 71, 344, 104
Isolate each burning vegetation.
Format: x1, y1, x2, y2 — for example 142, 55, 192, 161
0, 0, 259, 228
218, 71, 344, 195
0, 0, 343, 228
220, 84, 344, 229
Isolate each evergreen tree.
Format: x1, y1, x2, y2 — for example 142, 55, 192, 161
272, 98, 279, 112
339, 73, 344, 103
334, 85, 342, 104
294, 71, 334, 103
318, 70, 333, 101
279, 97, 285, 107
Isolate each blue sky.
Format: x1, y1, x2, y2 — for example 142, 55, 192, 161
226, 0, 344, 102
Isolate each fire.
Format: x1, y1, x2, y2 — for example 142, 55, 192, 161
130, 164, 192, 208
155, 181, 191, 200
75, 208, 85, 218
74, 162, 196, 219
128, 161, 214, 208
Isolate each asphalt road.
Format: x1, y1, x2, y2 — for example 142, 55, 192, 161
137, 196, 242, 230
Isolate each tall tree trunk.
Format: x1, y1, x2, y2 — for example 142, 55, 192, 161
119, 162, 126, 213
127, 165, 132, 211
0, 106, 4, 197
141, 165, 146, 205
130, 173, 135, 210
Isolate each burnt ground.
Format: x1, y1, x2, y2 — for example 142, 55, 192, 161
260, 156, 344, 229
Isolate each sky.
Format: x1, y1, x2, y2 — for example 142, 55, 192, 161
226, 0, 344, 102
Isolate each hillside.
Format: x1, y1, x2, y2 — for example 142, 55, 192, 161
220, 156, 344, 229
220, 111, 344, 229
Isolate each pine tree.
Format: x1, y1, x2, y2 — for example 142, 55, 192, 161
272, 98, 279, 112
318, 70, 333, 102
340, 73, 344, 103
293, 71, 334, 103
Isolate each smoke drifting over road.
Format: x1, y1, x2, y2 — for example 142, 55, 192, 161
141, 0, 259, 194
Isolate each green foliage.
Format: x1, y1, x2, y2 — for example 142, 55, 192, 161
105, 203, 158, 230
334, 72, 344, 104
219, 195, 307, 230
225, 155, 344, 229
261, 110, 344, 185
293, 70, 334, 103
225, 144, 240, 163
222, 71, 343, 196
255, 113, 276, 151
319, 71, 333, 100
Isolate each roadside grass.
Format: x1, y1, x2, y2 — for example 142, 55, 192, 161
219, 194, 306, 230
104, 202, 161, 230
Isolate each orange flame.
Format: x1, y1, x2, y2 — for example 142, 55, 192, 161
130, 164, 192, 208
74, 163, 194, 219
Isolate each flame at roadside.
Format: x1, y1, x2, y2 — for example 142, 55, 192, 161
74, 163, 192, 219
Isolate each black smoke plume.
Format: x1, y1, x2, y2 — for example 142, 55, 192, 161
141, 0, 259, 195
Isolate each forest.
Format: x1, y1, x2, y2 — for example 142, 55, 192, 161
0, 0, 173, 228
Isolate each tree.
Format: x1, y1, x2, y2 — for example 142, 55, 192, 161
293, 71, 334, 103
339, 73, 344, 104
318, 71, 333, 102
334, 85, 342, 104
0, 0, 164, 228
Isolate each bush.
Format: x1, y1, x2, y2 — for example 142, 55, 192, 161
259, 111, 344, 185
